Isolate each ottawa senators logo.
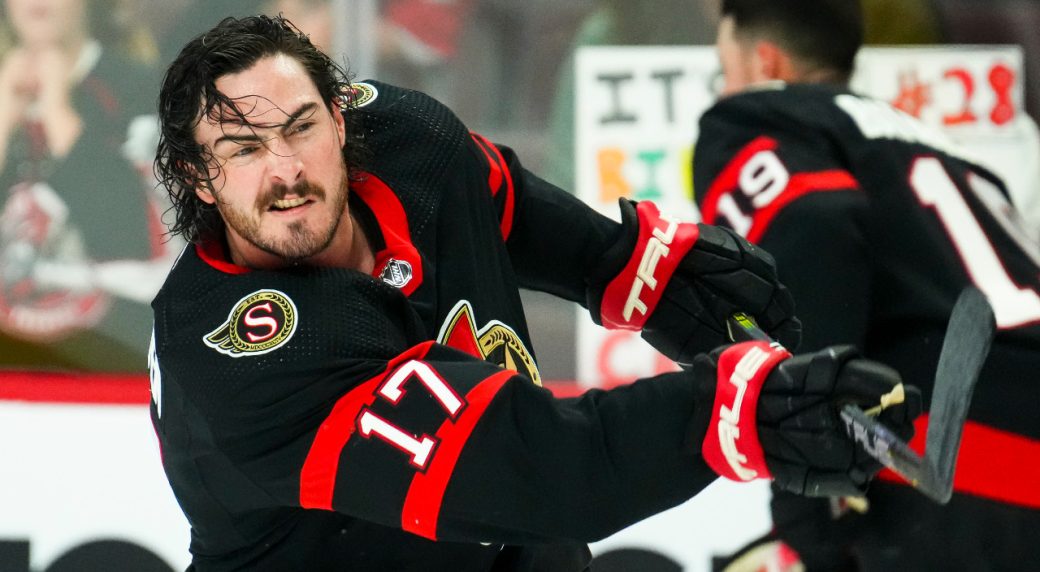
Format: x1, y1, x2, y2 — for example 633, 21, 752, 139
437, 300, 541, 385
0, 181, 110, 342
204, 290, 298, 357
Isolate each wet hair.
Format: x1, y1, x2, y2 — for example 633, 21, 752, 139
154, 15, 367, 242
721, 0, 864, 83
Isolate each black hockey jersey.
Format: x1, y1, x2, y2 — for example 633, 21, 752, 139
694, 83, 1040, 566
150, 82, 718, 571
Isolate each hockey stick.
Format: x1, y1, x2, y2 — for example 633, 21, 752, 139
727, 286, 995, 504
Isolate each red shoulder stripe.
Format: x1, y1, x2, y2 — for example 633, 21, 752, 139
299, 342, 436, 509
470, 133, 516, 240
746, 170, 858, 243
700, 136, 778, 224
400, 369, 514, 539
699, 136, 858, 242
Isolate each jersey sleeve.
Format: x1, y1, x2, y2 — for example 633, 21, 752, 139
467, 132, 623, 305
152, 264, 718, 546
693, 97, 873, 351
298, 342, 714, 544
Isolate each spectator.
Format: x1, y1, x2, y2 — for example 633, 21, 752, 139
0, 0, 176, 371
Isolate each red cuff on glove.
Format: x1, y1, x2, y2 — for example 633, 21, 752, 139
703, 341, 791, 482
599, 202, 700, 330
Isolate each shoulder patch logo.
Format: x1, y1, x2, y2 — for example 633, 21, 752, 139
346, 82, 378, 108
204, 290, 298, 357
437, 300, 542, 386
380, 258, 413, 289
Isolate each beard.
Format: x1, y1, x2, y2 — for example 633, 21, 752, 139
216, 169, 350, 263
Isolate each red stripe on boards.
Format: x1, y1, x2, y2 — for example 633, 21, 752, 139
0, 371, 150, 404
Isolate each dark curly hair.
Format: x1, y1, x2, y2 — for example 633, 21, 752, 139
154, 15, 368, 243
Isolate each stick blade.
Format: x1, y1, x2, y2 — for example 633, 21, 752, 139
839, 287, 994, 504
922, 286, 995, 503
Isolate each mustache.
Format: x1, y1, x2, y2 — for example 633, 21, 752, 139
257, 179, 326, 210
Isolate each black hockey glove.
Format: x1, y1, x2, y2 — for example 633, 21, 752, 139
587, 199, 800, 366
694, 342, 922, 497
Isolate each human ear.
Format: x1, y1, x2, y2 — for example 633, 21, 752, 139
195, 185, 217, 205
754, 40, 797, 83
331, 101, 346, 149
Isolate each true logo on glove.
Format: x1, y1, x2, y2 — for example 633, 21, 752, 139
841, 410, 892, 462
622, 215, 679, 321
600, 201, 699, 330
704, 341, 788, 483
718, 345, 772, 480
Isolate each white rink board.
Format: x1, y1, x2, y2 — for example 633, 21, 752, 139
590, 479, 772, 570
0, 398, 762, 571
0, 400, 191, 571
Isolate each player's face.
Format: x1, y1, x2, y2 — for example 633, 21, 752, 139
194, 53, 350, 266
716, 16, 756, 96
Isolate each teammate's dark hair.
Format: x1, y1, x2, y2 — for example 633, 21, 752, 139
154, 15, 368, 242
721, 0, 863, 83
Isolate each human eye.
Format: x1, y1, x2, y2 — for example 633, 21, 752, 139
290, 121, 315, 136
232, 145, 258, 158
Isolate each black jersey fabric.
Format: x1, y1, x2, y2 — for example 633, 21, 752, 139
694, 83, 1040, 569
150, 82, 720, 571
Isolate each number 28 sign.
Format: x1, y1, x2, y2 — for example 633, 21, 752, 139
852, 47, 1023, 136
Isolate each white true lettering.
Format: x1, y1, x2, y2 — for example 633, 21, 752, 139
622, 216, 679, 322
718, 347, 770, 481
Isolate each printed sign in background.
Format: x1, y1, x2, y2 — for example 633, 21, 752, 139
851, 46, 1039, 221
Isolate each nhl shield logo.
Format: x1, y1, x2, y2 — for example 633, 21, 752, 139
204, 290, 298, 357
380, 258, 413, 289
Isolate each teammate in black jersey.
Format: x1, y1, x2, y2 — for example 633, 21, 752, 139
695, 1, 1040, 570
148, 15, 919, 571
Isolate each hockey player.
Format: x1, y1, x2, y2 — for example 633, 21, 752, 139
149, 15, 919, 571
694, 0, 1040, 569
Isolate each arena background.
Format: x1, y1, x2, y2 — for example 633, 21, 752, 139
0, 1, 1036, 570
